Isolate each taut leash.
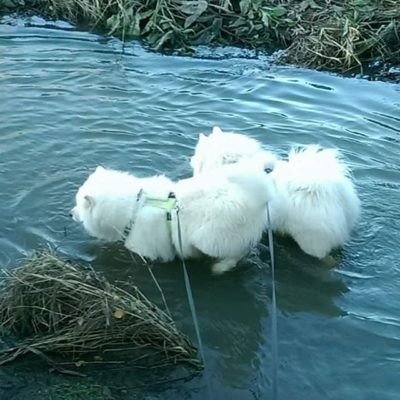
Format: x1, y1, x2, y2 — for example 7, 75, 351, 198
267, 202, 278, 400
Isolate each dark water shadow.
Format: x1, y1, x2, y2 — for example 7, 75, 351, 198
54, 237, 349, 398
262, 235, 349, 317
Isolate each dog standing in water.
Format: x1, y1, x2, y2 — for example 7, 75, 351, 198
190, 127, 361, 260
71, 158, 276, 274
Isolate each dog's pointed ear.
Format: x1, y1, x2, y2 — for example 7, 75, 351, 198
198, 133, 208, 144
84, 195, 95, 209
95, 166, 105, 173
212, 126, 222, 135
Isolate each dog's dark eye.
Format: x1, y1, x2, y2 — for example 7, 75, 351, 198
265, 167, 273, 174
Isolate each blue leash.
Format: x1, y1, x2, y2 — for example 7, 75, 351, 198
175, 202, 276, 399
267, 203, 278, 400
175, 206, 212, 399
175, 206, 205, 363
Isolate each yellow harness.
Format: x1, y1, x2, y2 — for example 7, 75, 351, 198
145, 192, 177, 220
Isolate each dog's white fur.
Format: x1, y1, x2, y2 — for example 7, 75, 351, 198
191, 127, 278, 175
71, 161, 275, 274
190, 126, 361, 259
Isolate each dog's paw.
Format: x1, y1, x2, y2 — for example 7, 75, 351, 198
211, 259, 237, 275
321, 254, 337, 269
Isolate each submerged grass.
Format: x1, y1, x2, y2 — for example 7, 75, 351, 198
0, 250, 200, 371
3, 0, 399, 73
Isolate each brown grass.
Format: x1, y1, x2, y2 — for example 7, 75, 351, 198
0, 250, 201, 371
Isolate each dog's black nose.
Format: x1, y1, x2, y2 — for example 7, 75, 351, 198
265, 167, 273, 174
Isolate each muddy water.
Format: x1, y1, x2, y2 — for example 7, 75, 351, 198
0, 14, 399, 400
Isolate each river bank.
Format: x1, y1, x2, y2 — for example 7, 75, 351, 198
1, 0, 399, 77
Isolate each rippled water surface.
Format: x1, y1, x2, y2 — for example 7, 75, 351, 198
1, 14, 400, 400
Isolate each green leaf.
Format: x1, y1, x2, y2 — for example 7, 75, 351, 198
230, 17, 246, 28
236, 26, 250, 35
332, 5, 344, 15
147, 32, 162, 46
154, 30, 175, 51
184, 12, 200, 28
180, 0, 208, 28
211, 17, 222, 37
126, 11, 143, 37
180, 0, 208, 15
352, 0, 370, 6
124, 6, 134, 18
106, 14, 122, 35
195, 17, 223, 45
261, 9, 271, 28
239, 0, 251, 15
220, 0, 232, 11
267, 6, 287, 18
137, 9, 154, 20
283, 18, 296, 27
142, 17, 155, 35
299, 0, 322, 12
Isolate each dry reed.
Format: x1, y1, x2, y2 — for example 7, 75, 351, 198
0, 250, 200, 371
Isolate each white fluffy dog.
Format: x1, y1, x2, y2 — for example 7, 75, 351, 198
71, 161, 276, 274
190, 127, 361, 259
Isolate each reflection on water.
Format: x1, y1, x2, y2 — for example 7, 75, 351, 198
0, 14, 400, 400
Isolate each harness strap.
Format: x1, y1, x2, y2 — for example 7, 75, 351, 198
122, 189, 143, 239
123, 191, 176, 239
145, 192, 176, 220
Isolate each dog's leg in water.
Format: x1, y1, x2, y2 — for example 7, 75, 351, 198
321, 254, 337, 269
212, 258, 239, 275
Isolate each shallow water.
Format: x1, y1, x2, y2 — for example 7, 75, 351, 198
0, 14, 400, 400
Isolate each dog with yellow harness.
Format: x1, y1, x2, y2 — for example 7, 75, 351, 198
71, 157, 276, 274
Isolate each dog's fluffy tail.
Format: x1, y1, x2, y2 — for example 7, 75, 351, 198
272, 145, 361, 257
281, 145, 351, 193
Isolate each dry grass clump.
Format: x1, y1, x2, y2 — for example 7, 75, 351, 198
0, 251, 200, 370
281, 0, 400, 72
